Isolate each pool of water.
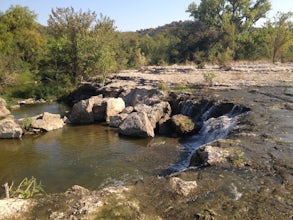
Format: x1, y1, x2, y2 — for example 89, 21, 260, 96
0, 103, 180, 194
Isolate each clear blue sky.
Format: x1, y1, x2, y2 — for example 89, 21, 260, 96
1, 0, 292, 31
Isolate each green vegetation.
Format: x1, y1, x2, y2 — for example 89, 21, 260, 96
0, 1, 292, 101
5, 177, 46, 199
203, 72, 216, 86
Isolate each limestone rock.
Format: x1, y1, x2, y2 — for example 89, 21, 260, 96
105, 98, 125, 123
120, 86, 166, 106
0, 98, 10, 118
122, 106, 134, 114
0, 118, 22, 139
119, 112, 154, 137
31, 112, 65, 132
189, 145, 230, 166
171, 114, 195, 135
109, 113, 128, 128
70, 95, 103, 124
134, 101, 171, 129
169, 177, 197, 196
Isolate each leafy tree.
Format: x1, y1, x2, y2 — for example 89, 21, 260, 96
48, 7, 97, 83
187, 0, 271, 63
0, 6, 45, 96
187, 0, 271, 32
264, 11, 293, 63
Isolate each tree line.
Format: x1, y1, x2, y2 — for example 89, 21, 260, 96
0, 0, 292, 100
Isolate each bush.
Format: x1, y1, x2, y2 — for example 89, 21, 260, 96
203, 72, 216, 86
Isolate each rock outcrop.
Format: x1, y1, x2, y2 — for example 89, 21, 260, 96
119, 112, 155, 137
0, 118, 23, 139
31, 112, 65, 132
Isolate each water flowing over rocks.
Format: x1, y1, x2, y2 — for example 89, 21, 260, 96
1, 63, 293, 219
189, 145, 230, 166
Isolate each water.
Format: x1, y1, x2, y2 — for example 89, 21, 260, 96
0, 101, 248, 194
166, 103, 249, 173
0, 103, 180, 194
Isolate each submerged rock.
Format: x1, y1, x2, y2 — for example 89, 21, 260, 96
189, 145, 230, 166
169, 177, 197, 196
119, 112, 154, 137
31, 112, 65, 132
0, 118, 23, 139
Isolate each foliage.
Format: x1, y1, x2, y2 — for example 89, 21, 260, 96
0, 3, 292, 101
187, 0, 271, 64
20, 115, 33, 131
263, 12, 293, 63
9, 176, 46, 199
203, 72, 216, 86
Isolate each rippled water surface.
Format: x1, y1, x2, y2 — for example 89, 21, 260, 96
0, 103, 180, 193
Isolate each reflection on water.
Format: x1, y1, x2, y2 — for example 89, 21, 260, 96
0, 103, 180, 194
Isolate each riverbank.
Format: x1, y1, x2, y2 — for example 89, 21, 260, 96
1, 62, 292, 219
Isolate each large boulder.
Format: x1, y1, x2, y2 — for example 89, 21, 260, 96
93, 97, 125, 123
119, 112, 154, 137
0, 118, 22, 139
120, 86, 166, 106
189, 145, 230, 167
105, 98, 125, 123
0, 98, 10, 118
70, 95, 103, 124
109, 113, 128, 128
171, 114, 195, 135
31, 112, 65, 132
134, 101, 171, 129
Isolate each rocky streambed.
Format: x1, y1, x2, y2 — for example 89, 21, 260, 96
0, 63, 292, 219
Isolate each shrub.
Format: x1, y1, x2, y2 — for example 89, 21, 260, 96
203, 72, 216, 86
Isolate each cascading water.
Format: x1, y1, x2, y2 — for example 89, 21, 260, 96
165, 101, 249, 174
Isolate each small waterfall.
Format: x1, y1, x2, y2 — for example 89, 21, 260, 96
164, 102, 249, 174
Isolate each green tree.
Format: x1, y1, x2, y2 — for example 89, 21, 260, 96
187, 0, 271, 63
0, 6, 45, 96
48, 7, 97, 83
264, 11, 293, 63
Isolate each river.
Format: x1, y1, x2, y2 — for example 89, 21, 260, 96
0, 102, 181, 193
